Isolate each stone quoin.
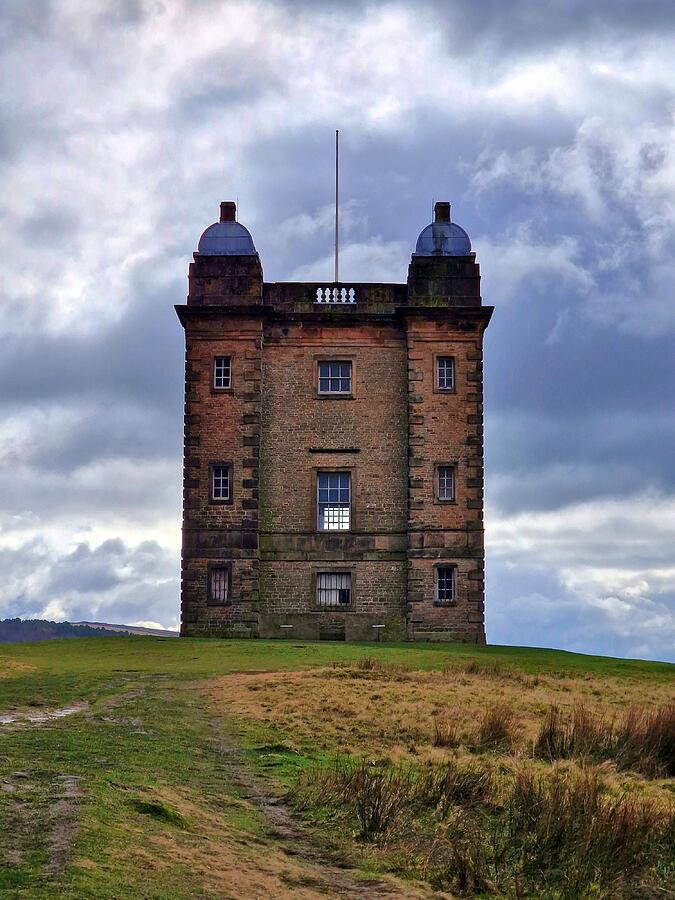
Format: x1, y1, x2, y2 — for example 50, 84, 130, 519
176, 200, 493, 642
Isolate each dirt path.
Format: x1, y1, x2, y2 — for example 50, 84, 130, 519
208, 728, 442, 899
45, 774, 83, 875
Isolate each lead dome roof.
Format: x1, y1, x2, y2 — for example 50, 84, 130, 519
413, 201, 472, 257
195, 202, 258, 256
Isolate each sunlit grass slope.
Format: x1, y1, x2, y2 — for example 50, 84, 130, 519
0, 637, 672, 898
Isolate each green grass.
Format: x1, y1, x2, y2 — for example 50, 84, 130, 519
1, 637, 671, 713
0, 637, 672, 898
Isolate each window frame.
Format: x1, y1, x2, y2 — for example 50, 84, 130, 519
434, 354, 456, 393
207, 562, 232, 606
317, 359, 353, 397
314, 570, 353, 609
315, 469, 352, 532
314, 354, 356, 400
209, 461, 233, 505
434, 463, 457, 503
434, 564, 458, 606
212, 354, 233, 392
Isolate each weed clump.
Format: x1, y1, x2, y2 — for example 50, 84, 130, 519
425, 768, 666, 897
295, 757, 673, 897
535, 703, 675, 777
295, 757, 412, 840
417, 760, 493, 817
472, 704, 518, 752
431, 718, 460, 748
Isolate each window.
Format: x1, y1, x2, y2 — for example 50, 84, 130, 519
317, 472, 351, 530
208, 565, 230, 605
436, 356, 455, 391
435, 566, 457, 604
436, 465, 455, 501
316, 572, 352, 607
213, 356, 231, 390
211, 464, 231, 501
318, 360, 352, 395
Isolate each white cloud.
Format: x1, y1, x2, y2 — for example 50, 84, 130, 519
487, 493, 675, 659
477, 227, 594, 303
288, 238, 408, 283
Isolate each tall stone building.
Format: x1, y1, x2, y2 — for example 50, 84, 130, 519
176, 200, 492, 642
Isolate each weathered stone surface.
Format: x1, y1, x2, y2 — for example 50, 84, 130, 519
178, 233, 492, 642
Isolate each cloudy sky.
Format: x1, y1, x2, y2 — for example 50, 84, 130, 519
1, 0, 674, 661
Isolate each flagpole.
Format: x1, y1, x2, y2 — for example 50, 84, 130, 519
334, 129, 339, 284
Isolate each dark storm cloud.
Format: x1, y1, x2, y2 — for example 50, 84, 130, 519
430, 0, 675, 53
0, 272, 184, 412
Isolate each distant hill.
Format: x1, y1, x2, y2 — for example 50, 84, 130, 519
0, 618, 128, 643
70, 622, 178, 638
0, 619, 179, 643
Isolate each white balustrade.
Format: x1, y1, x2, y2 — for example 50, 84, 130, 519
315, 286, 356, 304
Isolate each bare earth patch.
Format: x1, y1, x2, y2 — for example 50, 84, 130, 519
45, 775, 83, 875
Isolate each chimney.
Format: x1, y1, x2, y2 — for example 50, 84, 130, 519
220, 201, 236, 222
434, 201, 451, 224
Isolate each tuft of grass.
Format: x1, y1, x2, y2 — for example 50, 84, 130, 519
356, 656, 377, 671
426, 768, 668, 898
417, 760, 493, 818
130, 798, 187, 828
535, 702, 675, 777
297, 757, 673, 898
472, 703, 519, 752
431, 717, 460, 748
296, 757, 411, 841
614, 703, 675, 776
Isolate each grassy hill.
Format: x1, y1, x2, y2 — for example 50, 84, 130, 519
0, 638, 672, 898
0, 619, 130, 644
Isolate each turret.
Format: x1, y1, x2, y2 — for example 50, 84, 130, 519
407, 201, 481, 306
187, 201, 263, 306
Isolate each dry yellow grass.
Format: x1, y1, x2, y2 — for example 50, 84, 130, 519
205, 663, 674, 755
204, 663, 675, 806
0, 659, 36, 677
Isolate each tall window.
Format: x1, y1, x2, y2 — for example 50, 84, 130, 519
317, 472, 351, 530
211, 464, 231, 501
436, 356, 455, 391
213, 356, 231, 390
436, 566, 457, 604
316, 572, 352, 606
436, 465, 455, 501
318, 361, 352, 395
209, 566, 230, 605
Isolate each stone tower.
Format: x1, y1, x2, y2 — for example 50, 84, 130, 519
177, 200, 492, 641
